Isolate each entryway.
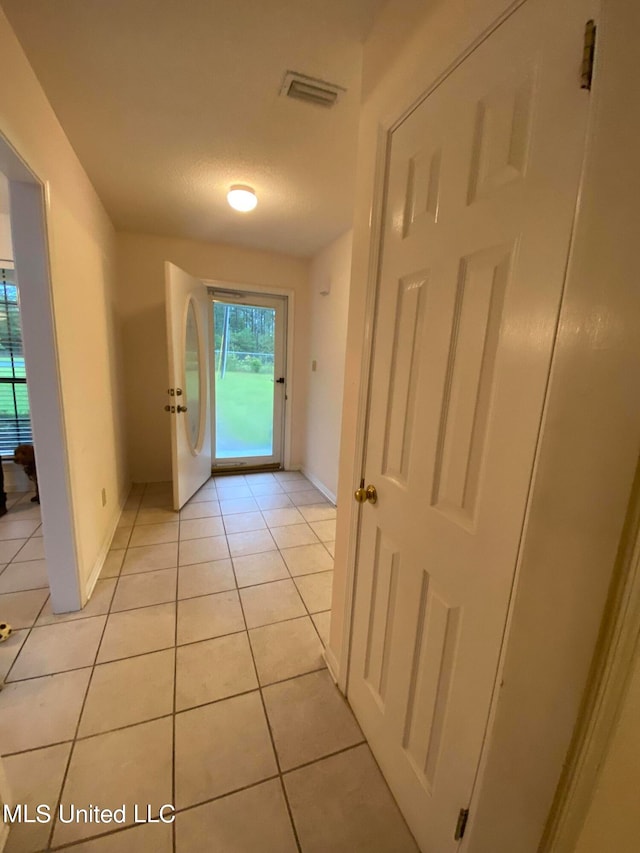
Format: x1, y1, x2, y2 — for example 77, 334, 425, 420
211, 289, 287, 469
165, 264, 292, 511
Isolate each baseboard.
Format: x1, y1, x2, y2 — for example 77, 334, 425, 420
83, 486, 130, 603
301, 469, 337, 506
324, 645, 341, 687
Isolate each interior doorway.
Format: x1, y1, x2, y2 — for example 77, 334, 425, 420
0, 138, 80, 614
0, 186, 46, 605
211, 289, 287, 471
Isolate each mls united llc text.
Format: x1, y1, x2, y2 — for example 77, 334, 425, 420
3, 804, 176, 825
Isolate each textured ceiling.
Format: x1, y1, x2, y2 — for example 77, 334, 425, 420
2, 0, 385, 256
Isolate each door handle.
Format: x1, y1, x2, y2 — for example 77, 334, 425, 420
275, 377, 285, 384
177, 405, 188, 413
354, 484, 377, 504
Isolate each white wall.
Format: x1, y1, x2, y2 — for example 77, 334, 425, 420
116, 232, 310, 482
0, 8, 129, 595
330, 0, 640, 850
302, 230, 352, 500
573, 649, 640, 853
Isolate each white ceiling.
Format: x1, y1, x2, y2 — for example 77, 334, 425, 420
2, 0, 385, 256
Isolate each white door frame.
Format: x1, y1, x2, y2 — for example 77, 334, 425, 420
332, 0, 640, 848
205, 278, 295, 471
0, 133, 80, 612
542, 472, 640, 851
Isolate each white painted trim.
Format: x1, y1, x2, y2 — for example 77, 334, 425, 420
301, 468, 336, 505
334, 123, 390, 693
1, 133, 81, 613
543, 475, 640, 851
380, 0, 529, 138
82, 492, 129, 603
205, 277, 296, 471
324, 646, 340, 684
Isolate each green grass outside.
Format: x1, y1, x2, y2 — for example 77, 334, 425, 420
215, 371, 274, 457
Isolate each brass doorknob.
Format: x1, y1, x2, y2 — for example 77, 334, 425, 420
354, 484, 377, 504
177, 405, 188, 413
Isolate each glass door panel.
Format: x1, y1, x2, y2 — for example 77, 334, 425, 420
184, 297, 203, 452
212, 292, 286, 468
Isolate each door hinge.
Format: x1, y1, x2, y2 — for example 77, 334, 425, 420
454, 807, 470, 841
581, 19, 596, 90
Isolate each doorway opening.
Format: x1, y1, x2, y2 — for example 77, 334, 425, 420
0, 138, 79, 614
211, 289, 287, 472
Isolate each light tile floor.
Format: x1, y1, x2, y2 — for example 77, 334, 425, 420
0, 473, 418, 852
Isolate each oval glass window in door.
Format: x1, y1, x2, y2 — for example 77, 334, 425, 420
184, 298, 203, 452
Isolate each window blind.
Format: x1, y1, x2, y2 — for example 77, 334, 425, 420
0, 268, 32, 455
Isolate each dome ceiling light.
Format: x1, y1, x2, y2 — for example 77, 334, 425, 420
227, 185, 258, 213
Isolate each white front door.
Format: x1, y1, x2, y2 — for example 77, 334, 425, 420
165, 262, 212, 510
347, 0, 594, 850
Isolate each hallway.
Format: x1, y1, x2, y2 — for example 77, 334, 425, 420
0, 472, 417, 852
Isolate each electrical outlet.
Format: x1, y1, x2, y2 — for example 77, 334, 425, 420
101, 488, 107, 507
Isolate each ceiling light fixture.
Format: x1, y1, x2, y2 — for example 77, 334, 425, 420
227, 185, 258, 212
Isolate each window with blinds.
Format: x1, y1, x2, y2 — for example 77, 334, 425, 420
0, 268, 32, 455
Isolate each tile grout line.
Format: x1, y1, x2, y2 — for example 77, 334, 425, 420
3, 488, 331, 675
2, 661, 333, 758
44, 483, 143, 850
0, 497, 42, 566
2, 476, 337, 850
2, 591, 50, 684
234, 486, 316, 853
0, 495, 44, 588
44, 532, 125, 851
3, 602, 330, 688
229, 531, 304, 853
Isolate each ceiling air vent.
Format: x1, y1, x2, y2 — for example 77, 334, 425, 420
279, 71, 346, 108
